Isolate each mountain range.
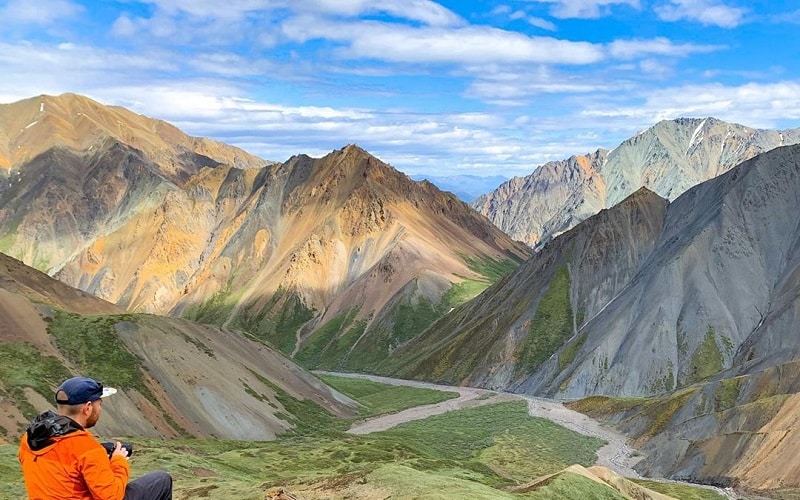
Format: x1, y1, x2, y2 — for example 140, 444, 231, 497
2, 92, 800, 496
474, 118, 800, 249
390, 143, 800, 492
411, 174, 509, 202
0, 94, 529, 375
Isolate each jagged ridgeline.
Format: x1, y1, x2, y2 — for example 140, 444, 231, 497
391, 144, 800, 493
474, 117, 800, 250
0, 93, 530, 373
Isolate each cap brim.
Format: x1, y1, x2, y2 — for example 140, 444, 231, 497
101, 387, 118, 398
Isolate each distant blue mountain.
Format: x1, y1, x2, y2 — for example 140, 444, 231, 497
411, 174, 509, 203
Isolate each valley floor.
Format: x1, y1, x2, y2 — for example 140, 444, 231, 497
319, 371, 738, 499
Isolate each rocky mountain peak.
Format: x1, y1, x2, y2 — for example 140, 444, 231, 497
0, 93, 265, 184
474, 117, 800, 249
623, 186, 660, 202
0, 93, 530, 377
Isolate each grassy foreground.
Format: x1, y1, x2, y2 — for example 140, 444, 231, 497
0, 375, 723, 499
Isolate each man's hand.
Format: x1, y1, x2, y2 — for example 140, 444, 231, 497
111, 441, 129, 459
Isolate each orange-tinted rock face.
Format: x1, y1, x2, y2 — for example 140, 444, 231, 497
733, 394, 800, 490
0, 93, 265, 179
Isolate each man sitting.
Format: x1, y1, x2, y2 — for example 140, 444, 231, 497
18, 376, 172, 499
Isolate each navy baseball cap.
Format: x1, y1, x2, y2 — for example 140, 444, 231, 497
55, 377, 117, 405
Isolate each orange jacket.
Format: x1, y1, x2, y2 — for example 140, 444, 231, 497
18, 414, 129, 500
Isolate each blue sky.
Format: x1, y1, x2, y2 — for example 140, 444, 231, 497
1, 0, 798, 178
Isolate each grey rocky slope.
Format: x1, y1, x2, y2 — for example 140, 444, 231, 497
392, 186, 670, 391
539, 143, 800, 398
392, 144, 800, 492
474, 117, 800, 249
396, 144, 800, 399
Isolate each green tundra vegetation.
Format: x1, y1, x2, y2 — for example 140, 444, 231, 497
287, 255, 524, 373
713, 376, 743, 412
519, 473, 628, 500
462, 254, 522, 283
233, 289, 316, 356
185, 286, 315, 357
0, 342, 71, 423
517, 265, 574, 374
180, 255, 522, 375
566, 387, 699, 440
182, 278, 238, 326
47, 311, 149, 397
295, 308, 363, 368
558, 332, 588, 371
1, 306, 727, 499
316, 374, 459, 416
0, 373, 726, 499
685, 325, 725, 385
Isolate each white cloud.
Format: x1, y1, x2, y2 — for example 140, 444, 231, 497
531, 0, 641, 19
45, 83, 558, 176
111, 10, 257, 45
133, 0, 269, 19
468, 78, 616, 101
638, 59, 675, 79
445, 113, 505, 128
526, 16, 557, 31
2, 1, 795, 179
460, 63, 636, 107
134, 0, 462, 26
505, 9, 557, 30
187, 53, 275, 76
582, 81, 800, 128
608, 37, 723, 59
304, 0, 464, 27
0, 42, 177, 80
655, 0, 747, 28
111, 14, 138, 37
0, 41, 218, 109
282, 18, 604, 65
113, 0, 462, 49
0, 0, 83, 25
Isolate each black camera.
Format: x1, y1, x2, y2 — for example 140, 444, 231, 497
101, 441, 134, 458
